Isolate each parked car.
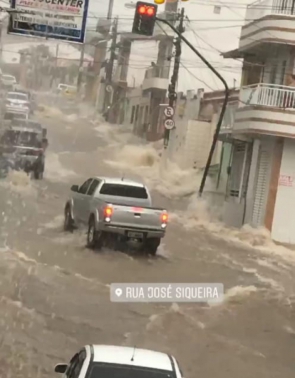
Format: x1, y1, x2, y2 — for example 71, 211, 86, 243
0, 123, 48, 179
64, 177, 168, 255
4, 91, 30, 116
54, 345, 182, 378
57, 83, 77, 99
1, 74, 17, 90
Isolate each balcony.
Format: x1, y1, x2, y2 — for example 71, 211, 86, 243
234, 83, 295, 137
240, 0, 295, 51
142, 66, 169, 91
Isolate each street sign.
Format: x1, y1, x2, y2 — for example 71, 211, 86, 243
164, 106, 174, 118
164, 119, 175, 130
8, 0, 90, 43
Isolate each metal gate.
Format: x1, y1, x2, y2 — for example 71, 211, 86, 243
252, 144, 272, 227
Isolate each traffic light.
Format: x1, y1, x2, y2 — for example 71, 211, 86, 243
132, 1, 158, 36
154, 0, 189, 3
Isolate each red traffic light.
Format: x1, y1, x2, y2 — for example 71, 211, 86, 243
138, 5, 146, 14
147, 7, 155, 15
136, 4, 156, 16
133, 1, 158, 36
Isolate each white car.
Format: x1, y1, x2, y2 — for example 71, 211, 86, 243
54, 345, 183, 378
1, 74, 17, 87
5, 91, 30, 113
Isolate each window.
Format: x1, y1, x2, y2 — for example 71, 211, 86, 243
78, 178, 93, 194
130, 106, 135, 123
135, 105, 139, 122
280, 60, 287, 85
67, 350, 86, 378
228, 142, 252, 199
213, 5, 221, 14
99, 183, 148, 199
4, 112, 27, 121
88, 363, 174, 378
87, 179, 101, 195
7, 93, 28, 101
269, 63, 277, 84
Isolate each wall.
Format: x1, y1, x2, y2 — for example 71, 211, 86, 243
239, 18, 295, 50
272, 138, 295, 244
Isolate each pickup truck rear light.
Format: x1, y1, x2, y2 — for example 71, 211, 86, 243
161, 212, 168, 227
104, 205, 113, 222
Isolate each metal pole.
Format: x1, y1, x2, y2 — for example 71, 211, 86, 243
77, 43, 85, 91
156, 17, 230, 197
107, 0, 114, 19
164, 7, 185, 148
103, 17, 118, 119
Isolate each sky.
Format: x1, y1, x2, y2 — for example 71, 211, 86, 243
86, 0, 253, 93
1, 0, 254, 93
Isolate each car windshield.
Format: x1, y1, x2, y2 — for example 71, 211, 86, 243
88, 364, 174, 378
3, 75, 15, 81
99, 184, 148, 199
1, 130, 40, 147
7, 93, 28, 101
4, 112, 26, 121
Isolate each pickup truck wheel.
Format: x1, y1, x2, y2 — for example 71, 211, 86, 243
144, 237, 161, 256
64, 206, 74, 232
87, 218, 104, 250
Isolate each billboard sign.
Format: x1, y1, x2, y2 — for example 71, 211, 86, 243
8, 0, 89, 43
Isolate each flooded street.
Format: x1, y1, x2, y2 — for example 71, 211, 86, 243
0, 105, 295, 378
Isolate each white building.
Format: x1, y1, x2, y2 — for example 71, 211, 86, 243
221, 0, 295, 244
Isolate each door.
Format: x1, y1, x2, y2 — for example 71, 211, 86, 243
73, 178, 93, 221
251, 144, 272, 227
82, 178, 101, 222
66, 350, 86, 378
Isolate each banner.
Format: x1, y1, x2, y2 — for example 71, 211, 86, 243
8, 0, 89, 43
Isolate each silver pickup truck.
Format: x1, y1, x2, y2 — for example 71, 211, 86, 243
63, 176, 168, 255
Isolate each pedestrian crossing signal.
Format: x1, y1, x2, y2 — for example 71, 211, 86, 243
132, 1, 158, 36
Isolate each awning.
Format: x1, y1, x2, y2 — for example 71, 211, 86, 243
221, 48, 245, 59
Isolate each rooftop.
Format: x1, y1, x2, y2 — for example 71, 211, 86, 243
91, 345, 173, 371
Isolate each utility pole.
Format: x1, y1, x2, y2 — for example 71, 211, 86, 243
103, 17, 118, 120
155, 15, 229, 197
164, 7, 185, 148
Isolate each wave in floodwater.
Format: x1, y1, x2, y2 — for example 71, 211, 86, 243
45, 153, 77, 182
1, 245, 290, 378
95, 126, 295, 267
0, 170, 37, 196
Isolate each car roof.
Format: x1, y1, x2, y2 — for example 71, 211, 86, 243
90, 345, 173, 371
96, 177, 145, 187
7, 91, 27, 96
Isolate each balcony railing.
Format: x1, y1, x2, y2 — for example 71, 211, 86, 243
245, 0, 295, 24
239, 83, 295, 109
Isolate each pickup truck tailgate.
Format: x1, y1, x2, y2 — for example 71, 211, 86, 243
106, 204, 165, 230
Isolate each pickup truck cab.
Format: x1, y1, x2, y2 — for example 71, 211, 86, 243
54, 345, 183, 378
64, 177, 168, 255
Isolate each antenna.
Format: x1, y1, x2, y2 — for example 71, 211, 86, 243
130, 346, 136, 361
